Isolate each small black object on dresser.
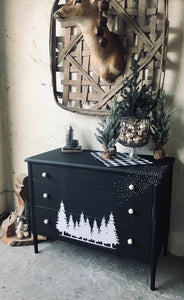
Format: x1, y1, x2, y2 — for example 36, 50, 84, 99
25, 149, 174, 291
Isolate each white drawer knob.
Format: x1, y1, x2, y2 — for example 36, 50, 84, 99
129, 184, 134, 191
127, 238, 133, 245
42, 172, 47, 178
128, 208, 134, 215
43, 193, 49, 199
43, 219, 49, 225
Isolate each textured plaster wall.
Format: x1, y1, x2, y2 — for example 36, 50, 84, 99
0, 77, 5, 212
163, 0, 184, 257
0, 0, 184, 256
0, 0, 8, 213
0, 106, 6, 213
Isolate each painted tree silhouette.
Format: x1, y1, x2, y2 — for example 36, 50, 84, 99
56, 201, 68, 235
68, 214, 75, 237
56, 201, 119, 248
91, 219, 100, 243
99, 217, 109, 245
82, 217, 91, 240
106, 213, 119, 247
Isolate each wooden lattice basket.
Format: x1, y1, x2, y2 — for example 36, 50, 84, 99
50, 0, 169, 116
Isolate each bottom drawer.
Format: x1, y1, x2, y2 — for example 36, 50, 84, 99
115, 223, 151, 260
34, 206, 151, 260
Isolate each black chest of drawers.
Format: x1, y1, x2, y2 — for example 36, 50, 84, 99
26, 149, 174, 290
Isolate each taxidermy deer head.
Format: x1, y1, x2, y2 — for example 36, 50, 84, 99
54, 0, 124, 83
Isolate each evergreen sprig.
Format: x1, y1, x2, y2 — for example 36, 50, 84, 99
151, 91, 175, 148
95, 96, 121, 149
119, 53, 156, 118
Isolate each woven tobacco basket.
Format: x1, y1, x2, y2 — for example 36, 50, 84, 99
50, 0, 169, 116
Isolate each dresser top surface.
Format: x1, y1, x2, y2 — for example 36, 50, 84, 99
25, 148, 174, 174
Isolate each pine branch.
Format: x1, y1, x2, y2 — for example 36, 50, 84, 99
119, 53, 156, 118
150, 91, 175, 148
95, 96, 121, 149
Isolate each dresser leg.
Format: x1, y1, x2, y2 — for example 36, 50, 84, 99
150, 261, 157, 291
33, 234, 38, 253
163, 241, 168, 256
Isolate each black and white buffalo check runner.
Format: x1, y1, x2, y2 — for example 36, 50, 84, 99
91, 151, 153, 167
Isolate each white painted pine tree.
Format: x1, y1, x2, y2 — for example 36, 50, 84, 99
78, 212, 86, 239
106, 213, 119, 248
74, 220, 80, 239
56, 201, 68, 235
83, 217, 92, 241
91, 219, 100, 243
67, 214, 76, 237
99, 217, 109, 245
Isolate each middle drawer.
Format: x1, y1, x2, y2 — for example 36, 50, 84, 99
33, 181, 152, 228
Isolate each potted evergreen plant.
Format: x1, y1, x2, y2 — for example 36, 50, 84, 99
151, 91, 175, 159
95, 96, 121, 159
118, 53, 156, 155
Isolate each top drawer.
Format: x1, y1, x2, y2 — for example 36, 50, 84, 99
31, 163, 155, 207
31, 163, 126, 192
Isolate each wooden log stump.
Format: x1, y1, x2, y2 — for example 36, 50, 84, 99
0, 233, 47, 247
0, 173, 46, 246
1, 173, 26, 237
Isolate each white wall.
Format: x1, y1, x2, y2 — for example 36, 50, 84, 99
0, 0, 184, 256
